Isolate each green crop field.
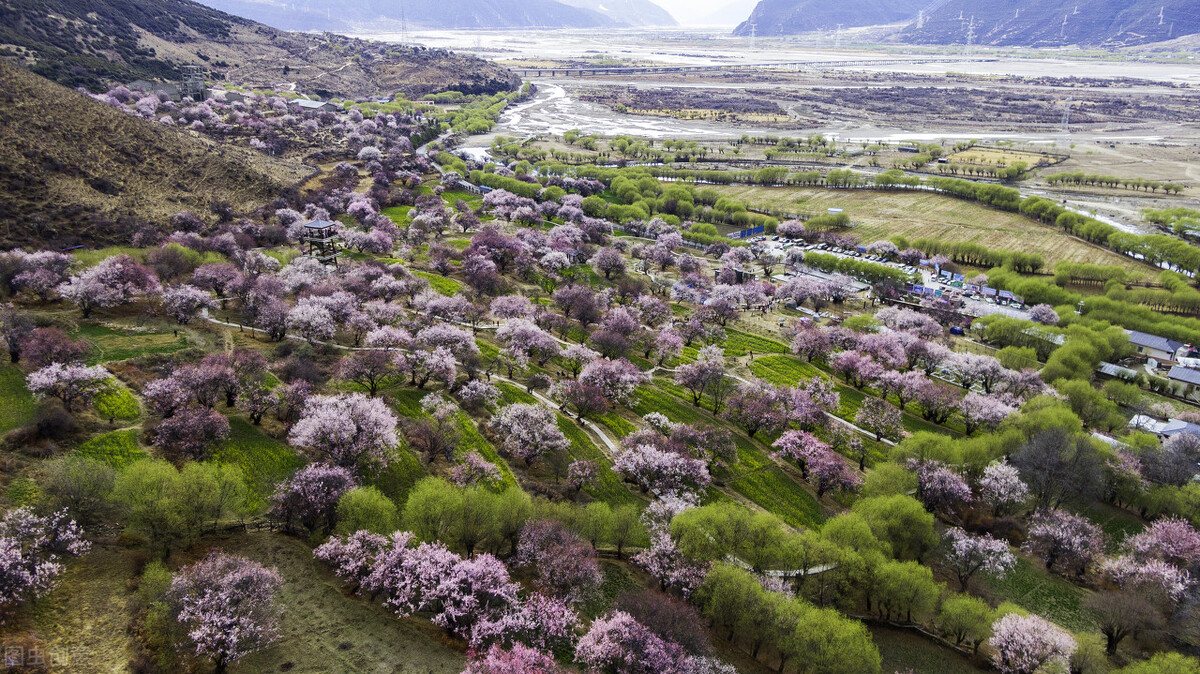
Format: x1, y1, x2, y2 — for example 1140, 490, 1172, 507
749, 355, 825, 386
0, 365, 36, 434
703, 184, 1151, 272
93, 380, 141, 421
596, 410, 639, 439
722, 329, 789, 357
76, 429, 146, 468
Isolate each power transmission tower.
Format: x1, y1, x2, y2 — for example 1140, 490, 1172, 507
748, 23, 757, 49
1060, 13, 1069, 38
916, 10, 924, 29
964, 16, 975, 55
400, 1, 408, 44
1061, 96, 1073, 135
834, 23, 842, 48
1159, 6, 1165, 25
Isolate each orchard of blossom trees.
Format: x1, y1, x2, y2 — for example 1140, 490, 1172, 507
7, 105, 1200, 674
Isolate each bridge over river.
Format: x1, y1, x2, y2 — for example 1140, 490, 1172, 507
510, 56, 998, 78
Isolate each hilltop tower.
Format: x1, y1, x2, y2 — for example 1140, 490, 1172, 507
301, 220, 342, 267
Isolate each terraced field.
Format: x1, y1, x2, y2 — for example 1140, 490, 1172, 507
703, 184, 1153, 273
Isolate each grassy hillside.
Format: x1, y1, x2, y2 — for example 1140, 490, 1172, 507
0, 61, 306, 248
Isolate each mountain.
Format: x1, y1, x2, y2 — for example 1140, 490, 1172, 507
0, 0, 519, 97
732, 0, 927, 36
901, 0, 1200, 47
732, 0, 1200, 44
0, 61, 302, 248
700, 1, 755, 26
193, 0, 618, 30
558, 0, 678, 26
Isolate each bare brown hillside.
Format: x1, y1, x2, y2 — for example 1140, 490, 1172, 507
0, 61, 308, 249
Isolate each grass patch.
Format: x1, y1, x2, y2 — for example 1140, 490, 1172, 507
630, 383, 824, 529
93, 380, 141, 421
440, 190, 483, 207
579, 561, 639, 620
871, 625, 987, 674
222, 532, 466, 674
381, 205, 413, 224
495, 381, 537, 406
76, 428, 146, 468
372, 445, 426, 507
72, 246, 144, 267
455, 410, 517, 488
494, 382, 637, 505
390, 387, 516, 489
413, 270, 464, 296
0, 365, 36, 435
1069, 498, 1145, 548
77, 324, 189, 364
557, 413, 640, 506
212, 417, 305, 508
981, 555, 1094, 632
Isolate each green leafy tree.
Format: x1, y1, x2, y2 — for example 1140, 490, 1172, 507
335, 486, 398, 535
851, 495, 939, 561
938, 594, 994, 653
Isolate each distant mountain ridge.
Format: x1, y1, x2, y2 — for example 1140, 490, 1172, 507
0, 0, 519, 97
733, 0, 1200, 45
194, 0, 676, 30
901, 0, 1200, 47
559, 0, 678, 26
733, 0, 927, 36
